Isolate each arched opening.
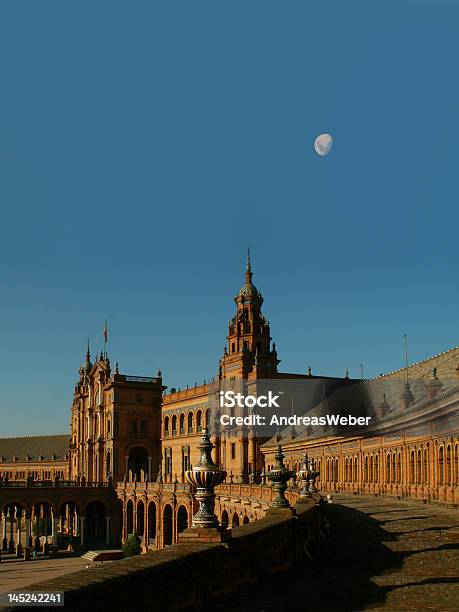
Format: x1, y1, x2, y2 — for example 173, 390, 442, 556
386, 454, 391, 483
439, 447, 444, 484
163, 505, 173, 546
164, 416, 170, 437
136, 501, 145, 540
128, 447, 149, 482
187, 412, 194, 433
32, 502, 53, 550
417, 450, 422, 484
85, 501, 106, 545
446, 445, 452, 484
231, 512, 239, 527
423, 449, 429, 482
179, 414, 185, 434
3, 502, 27, 552
364, 457, 368, 482
148, 502, 156, 544
177, 506, 188, 534
243, 515, 249, 524
172, 415, 177, 436
197, 410, 202, 433
126, 500, 134, 536
455, 445, 459, 485
410, 451, 415, 484
57, 501, 79, 547
221, 510, 229, 529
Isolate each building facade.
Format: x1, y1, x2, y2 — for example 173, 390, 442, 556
1, 256, 458, 553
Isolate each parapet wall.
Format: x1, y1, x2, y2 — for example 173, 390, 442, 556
5, 502, 321, 612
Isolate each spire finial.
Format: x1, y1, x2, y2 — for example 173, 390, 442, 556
245, 248, 253, 284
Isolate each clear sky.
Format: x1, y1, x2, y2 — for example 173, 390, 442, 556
1, 1, 458, 436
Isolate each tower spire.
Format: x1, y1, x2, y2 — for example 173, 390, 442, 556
245, 248, 253, 284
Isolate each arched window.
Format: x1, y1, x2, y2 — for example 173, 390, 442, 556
196, 411, 202, 433
369, 456, 373, 483
179, 414, 185, 435
446, 445, 452, 484
187, 412, 194, 433
386, 454, 391, 483
439, 447, 444, 484
423, 449, 429, 483
417, 449, 422, 484
455, 444, 458, 485
164, 417, 169, 437
364, 457, 368, 482
375, 455, 379, 482
172, 415, 177, 436
410, 451, 415, 484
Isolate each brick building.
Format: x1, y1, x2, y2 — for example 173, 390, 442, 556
1, 255, 458, 552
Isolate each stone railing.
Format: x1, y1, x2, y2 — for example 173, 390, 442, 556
117, 480, 193, 494
14, 502, 321, 610
216, 482, 299, 506
0, 479, 113, 489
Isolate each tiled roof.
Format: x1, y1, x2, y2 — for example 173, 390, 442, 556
0, 435, 69, 463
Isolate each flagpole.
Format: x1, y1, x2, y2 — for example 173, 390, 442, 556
104, 320, 108, 358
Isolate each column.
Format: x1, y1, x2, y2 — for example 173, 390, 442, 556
25, 515, 31, 549
248, 436, 256, 477
80, 517, 85, 545
105, 517, 110, 546
51, 510, 58, 547
74, 509, 79, 537
147, 457, 152, 482
8, 509, 14, 553
16, 510, 23, 556
2, 510, 7, 551
122, 504, 127, 541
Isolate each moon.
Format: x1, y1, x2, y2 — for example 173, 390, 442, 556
314, 133, 333, 156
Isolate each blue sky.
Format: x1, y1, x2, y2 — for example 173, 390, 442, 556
1, 1, 458, 435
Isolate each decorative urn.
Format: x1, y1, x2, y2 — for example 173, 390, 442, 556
185, 428, 226, 528
267, 445, 294, 508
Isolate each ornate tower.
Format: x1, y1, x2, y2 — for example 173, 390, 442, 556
217, 253, 279, 482
70, 346, 165, 483
219, 251, 279, 381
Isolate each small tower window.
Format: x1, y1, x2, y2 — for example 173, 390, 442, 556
232, 342, 236, 353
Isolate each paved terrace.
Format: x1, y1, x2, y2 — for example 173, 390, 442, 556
218, 494, 459, 611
